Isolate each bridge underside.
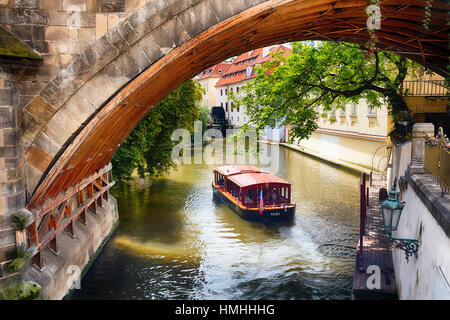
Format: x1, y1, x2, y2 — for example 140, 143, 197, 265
23, 0, 449, 212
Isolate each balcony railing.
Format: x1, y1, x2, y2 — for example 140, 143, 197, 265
400, 80, 449, 97
424, 128, 450, 196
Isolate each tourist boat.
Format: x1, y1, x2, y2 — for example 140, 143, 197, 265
212, 165, 295, 222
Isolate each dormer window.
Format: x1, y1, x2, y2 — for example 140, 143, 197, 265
246, 67, 252, 77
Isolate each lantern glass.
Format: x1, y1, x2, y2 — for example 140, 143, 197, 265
391, 208, 402, 231
381, 207, 391, 231
380, 186, 404, 234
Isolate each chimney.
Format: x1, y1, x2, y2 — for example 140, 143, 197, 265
263, 46, 273, 57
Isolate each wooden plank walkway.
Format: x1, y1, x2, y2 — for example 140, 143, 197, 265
351, 174, 398, 300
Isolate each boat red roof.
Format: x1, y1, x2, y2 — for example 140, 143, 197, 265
214, 165, 262, 177
227, 172, 290, 188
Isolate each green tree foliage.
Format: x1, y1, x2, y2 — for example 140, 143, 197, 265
198, 105, 211, 135
112, 79, 203, 181
232, 41, 419, 142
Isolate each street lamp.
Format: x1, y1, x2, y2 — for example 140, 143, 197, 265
380, 184, 419, 262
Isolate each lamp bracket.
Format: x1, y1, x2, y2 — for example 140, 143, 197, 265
390, 238, 419, 262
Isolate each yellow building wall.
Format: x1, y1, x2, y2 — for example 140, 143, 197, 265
403, 72, 448, 114
198, 77, 220, 109
296, 132, 388, 172
318, 99, 389, 137
287, 99, 390, 172
405, 96, 448, 114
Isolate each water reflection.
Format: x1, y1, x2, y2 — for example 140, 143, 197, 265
70, 145, 360, 300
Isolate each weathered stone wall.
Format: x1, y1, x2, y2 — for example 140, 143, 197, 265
0, 0, 149, 268
0, 57, 25, 275
393, 169, 450, 299
388, 123, 450, 299
23, 193, 118, 299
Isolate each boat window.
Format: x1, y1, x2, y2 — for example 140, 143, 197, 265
244, 189, 256, 207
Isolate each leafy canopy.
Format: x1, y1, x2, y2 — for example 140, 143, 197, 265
232, 41, 419, 142
112, 79, 203, 181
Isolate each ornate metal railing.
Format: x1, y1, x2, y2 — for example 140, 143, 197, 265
26, 164, 114, 270
424, 128, 450, 196
400, 80, 449, 97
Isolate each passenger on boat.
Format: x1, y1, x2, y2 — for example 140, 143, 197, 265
245, 190, 255, 206
269, 188, 277, 202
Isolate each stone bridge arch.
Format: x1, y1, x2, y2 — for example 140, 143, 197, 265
20, 0, 449, 210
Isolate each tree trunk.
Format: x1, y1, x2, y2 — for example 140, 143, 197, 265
385, 89, 409, 114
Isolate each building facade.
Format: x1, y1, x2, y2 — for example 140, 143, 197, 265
215, 45, 291, 127
287, 100, 391, 172
196, 62, 232, 109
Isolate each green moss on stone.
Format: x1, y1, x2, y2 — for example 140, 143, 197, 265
0, 26, 41, 60
0, 277, 41, 300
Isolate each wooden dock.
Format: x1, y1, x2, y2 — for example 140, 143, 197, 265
351, 174, 398, 300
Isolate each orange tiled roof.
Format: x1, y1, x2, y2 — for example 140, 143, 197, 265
215, 45, 290, 87
197, 62, 232, 80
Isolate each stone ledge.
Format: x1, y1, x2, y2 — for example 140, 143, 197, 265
406, 165, 450, 238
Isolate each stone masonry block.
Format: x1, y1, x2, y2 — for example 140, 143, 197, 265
96, 13, 108, 39
6, 167, 22, 180
151, 0, 175, 22
48, 11, 95, 27
32, 25, 46, 41
11, 24, 33, 41
162, 16, 191, 48
0, 229, 16, 248
210, 0, 249, 21
43, 108, 81, 146
0, 244, 16, 262
245, 0, 268, 7
61, 93, 96, 125
89, 62, 129, 99
19, 110, 42, 149
113, 50, 141, 80
45, 26, 71, 42
105, 27, 130, 54
62, 0, 88, 11
24, 96, 57, 126
0, 195, 6, 215
25, 163, 43, 194
107, 12, 128, 31
25, 144, 51, 177
0, 146, 18, 158
124, 42, 151, 73
33, 131, 62, 158
124, 0, 146, 12
190, 0, 220, 34
14, 0, 38, 9
2, 128, 18, 146
1, 178, 26, 196
137, 33, 163, 65
39, 0, 63, 10
127, 3, 162, 31
5, 189, 26, 213
97, 0, 124, 13
88, 34, 120, 71
0, 107, 15, 129
151, 25, 175, 54
78, 27, 96, 42
75, 81, 109, 110
0, 89, 11, 106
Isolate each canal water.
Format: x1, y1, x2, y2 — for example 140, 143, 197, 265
70, 145, 360, 300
